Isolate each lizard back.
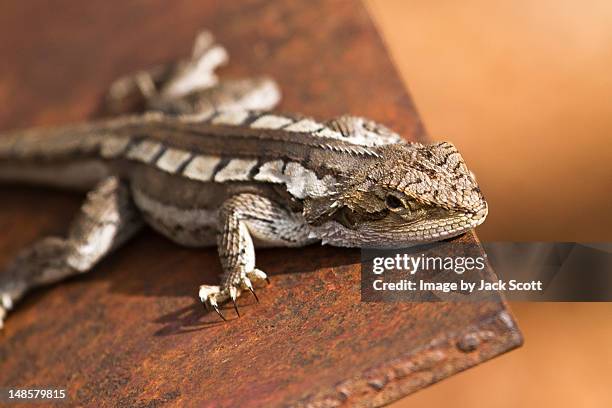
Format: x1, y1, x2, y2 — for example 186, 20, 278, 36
0, 111, 381, 200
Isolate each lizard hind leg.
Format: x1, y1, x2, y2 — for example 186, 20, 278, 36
157, 30, 229, 100
102, 29, 280, 118
103, 30, 228, 115
0, 176, 143, 329
158, 30, 281, 114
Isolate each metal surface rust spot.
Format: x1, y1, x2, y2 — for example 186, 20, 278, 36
457, 333, 481, 352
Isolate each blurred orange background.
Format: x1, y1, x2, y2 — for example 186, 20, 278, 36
365, 1, 612, 407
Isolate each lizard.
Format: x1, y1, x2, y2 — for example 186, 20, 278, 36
0, 31, 488, 326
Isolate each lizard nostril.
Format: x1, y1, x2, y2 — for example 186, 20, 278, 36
474, 205, 488, 220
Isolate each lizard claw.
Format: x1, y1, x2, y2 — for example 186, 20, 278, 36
212, 304, 226, 321
229, 286, 240, 317
247, 286, 259, 303
241, 276, 259, 303
198, 269, 270, 321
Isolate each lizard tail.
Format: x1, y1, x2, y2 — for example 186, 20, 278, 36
0, 121, 106, 159
0, 122, 113, 190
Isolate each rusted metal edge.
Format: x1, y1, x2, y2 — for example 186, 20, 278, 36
295, 307, 523, 407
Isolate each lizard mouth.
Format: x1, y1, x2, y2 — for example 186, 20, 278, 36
366, 202, 489, 246
410, 203, 488, 241
310, 204, 488, 249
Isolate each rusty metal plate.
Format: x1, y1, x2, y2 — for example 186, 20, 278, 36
0, 1, 522, 407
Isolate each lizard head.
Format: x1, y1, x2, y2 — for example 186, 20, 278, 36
305, 141, 488, 248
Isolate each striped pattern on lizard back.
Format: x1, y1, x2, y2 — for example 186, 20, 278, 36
0, 111, 383, 201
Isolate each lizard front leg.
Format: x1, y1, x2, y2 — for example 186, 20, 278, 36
0, 176, 143, 328
200, 194, 314, 320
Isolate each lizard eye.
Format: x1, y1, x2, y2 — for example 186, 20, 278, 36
385, 195, 404, 211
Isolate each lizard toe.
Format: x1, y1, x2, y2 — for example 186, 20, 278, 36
198, 285, 225, 321
246, 268, 270, 286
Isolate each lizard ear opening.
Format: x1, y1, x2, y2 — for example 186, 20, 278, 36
336, 207, 359, 229
303, 197, 341, 225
